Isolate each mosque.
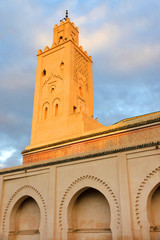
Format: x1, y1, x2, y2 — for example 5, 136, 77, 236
0, 13, 160, 240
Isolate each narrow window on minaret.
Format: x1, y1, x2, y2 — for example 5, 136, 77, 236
51, 87, 55, 94
42, 69, 46, 76
55, 104, 58, 116
73, 106, 77, 113
79, 86, 83, 97
44, 107, 48, 120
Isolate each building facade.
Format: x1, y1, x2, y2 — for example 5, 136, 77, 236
0, 17, 160, 240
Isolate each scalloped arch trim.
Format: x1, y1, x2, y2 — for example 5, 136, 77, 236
135, 166, 160, 227
2, 185, 47, 234
59, 175, 120, 230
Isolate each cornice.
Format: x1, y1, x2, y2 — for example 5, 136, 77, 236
0, 141, 159, 175
22, 117, 160, 155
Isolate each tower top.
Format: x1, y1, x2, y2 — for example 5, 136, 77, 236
52, 16, 79, 47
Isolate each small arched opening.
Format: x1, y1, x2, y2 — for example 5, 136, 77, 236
44, 107, 48, 120
9, 196, 40, 240
67, 187, 112, 240
55, 104, 58, 117
51, 87, 55, 94
148, 185, 160, 240
42, 69, 46, 76
79, 86, 83, 97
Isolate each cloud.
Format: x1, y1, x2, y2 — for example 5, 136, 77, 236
76, 0, 160, 74
79, 23, 121, 54
106, 43, 160, 73
0, 148, 16, 166
75, 2, 108, 26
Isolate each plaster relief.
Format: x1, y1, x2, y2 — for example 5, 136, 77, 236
74, 48, 88, 85
2, 185, 47, 240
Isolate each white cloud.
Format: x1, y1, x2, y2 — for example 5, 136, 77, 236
79, 23, 121, 54
75, 3, 108, 26
109, 44, 160, 72
0, 148, 16, 163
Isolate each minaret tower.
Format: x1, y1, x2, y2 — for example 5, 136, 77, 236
27, 12, 103, 149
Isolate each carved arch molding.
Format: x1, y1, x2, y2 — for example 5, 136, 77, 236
135, 166, 160, 227
2, 185, 47, 235
59, 175, 121, 231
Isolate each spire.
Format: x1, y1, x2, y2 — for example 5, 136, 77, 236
60, 10, 68, 22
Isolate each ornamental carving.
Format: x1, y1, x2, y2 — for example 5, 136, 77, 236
74, 48, 88, 85
42, 73, 62, 88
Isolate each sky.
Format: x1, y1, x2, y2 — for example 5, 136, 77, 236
0, 0, 160, 169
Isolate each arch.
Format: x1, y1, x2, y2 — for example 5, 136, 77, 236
44, 107, 48, 120
53, 98, 61, 117
79, 86, 83, 97
67, 187, 112, 240
42, 69, 46, 76
42, 102, 50, 120
148, 184, 160, 240
9, 196, 40, 240
55, 104, 58, 116
51, 86, 55, 94
2, 185, 47, 240
135, 166, 160, 240
49, 84, 56, 95
59, 175, 121, 240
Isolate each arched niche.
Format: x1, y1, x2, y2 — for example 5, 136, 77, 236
42, 102, 50, 120
59, 176, 121, 240
135, 167, 160, 240
67, 187, 112, 240
3, 185, 47, 240
148, 184, 160, 240
9, 196, 40, 240
53, 98, 61, 117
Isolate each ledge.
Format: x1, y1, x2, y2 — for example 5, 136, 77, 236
22, 117, 160, 155
1, 141, 159, 175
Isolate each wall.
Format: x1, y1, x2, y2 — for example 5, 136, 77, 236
0, 145, 160, 240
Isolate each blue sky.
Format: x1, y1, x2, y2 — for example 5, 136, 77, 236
0, 0, 160, 168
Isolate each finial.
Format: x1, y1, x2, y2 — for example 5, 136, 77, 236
60, 10, 69, 22
66, 10, 68, 19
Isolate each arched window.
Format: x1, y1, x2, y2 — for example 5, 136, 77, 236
55, 104, 58, 117
73, 106, 77, 113
42, 69, 46, 76
44, 107, 48, 120
79, 86, 83, 97
51, 87, 55, 94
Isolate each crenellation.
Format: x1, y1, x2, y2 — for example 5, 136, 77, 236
44, 46, 49, 52
37, 49, 42, 55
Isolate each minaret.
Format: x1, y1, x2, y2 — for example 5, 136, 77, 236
27, 12, 103, 149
